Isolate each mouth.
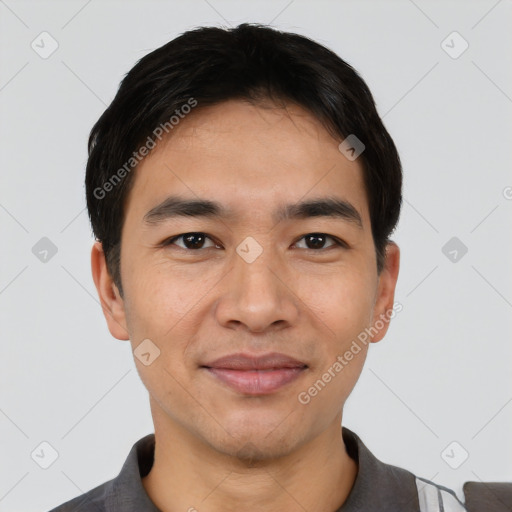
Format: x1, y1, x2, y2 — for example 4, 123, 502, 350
201, 352, 308, 395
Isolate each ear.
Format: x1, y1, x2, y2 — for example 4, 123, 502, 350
369, 241, 400, 343
90, 241, 130, 340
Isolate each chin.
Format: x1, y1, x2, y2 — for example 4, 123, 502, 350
205, 413, 303, 462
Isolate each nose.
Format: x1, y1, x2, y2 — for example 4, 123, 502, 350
214, 245, 300, 334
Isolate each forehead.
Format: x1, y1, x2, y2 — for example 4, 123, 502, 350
122, 99, 370, 228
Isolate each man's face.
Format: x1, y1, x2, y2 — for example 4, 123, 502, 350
95, 99, 399, 460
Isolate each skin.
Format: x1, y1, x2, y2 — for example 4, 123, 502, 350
91, 99, 400, 512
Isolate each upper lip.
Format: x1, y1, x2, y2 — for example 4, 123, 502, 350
202, 352, 308, 371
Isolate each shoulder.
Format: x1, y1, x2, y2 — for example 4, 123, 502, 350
341, 427, 467, 511
371, 455, 468, 511
46, 433, 157, 512
415, 475, 467, 511
47, 479, 113, 512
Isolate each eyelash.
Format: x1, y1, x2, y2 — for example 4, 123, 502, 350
161, 232, 348, 252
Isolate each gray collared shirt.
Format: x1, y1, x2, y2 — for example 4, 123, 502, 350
47, 427, 466, 511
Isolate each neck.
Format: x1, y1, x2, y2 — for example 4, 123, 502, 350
142, 408, 358, 512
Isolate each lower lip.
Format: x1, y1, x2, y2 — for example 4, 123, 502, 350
204, 367, 306, 395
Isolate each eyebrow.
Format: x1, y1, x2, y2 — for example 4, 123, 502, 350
143, 195, 363, 229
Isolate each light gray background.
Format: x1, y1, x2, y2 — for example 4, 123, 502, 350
1, 1, 511, 510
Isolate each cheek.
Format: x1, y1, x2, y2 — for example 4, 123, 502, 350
296, 265, 376, 341
123, 257, 194, 329
123, 261, 220, 373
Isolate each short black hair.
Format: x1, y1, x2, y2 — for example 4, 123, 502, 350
86, 23, 402, 298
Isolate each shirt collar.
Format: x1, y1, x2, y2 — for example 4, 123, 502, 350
337, 426, 419, 511
105, 433, 160, 511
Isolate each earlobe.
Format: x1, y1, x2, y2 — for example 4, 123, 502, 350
369, 242, 400, 344
90, 241, 130, 341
